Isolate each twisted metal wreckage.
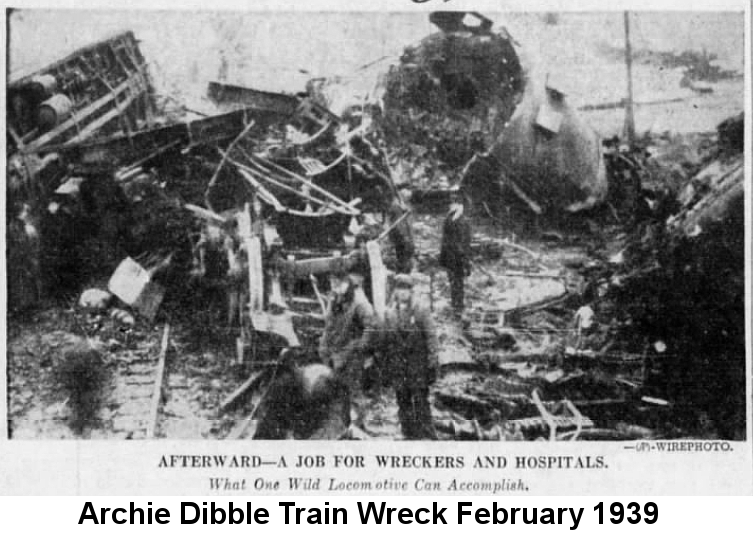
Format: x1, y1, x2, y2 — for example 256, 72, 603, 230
5, 13, 746, 440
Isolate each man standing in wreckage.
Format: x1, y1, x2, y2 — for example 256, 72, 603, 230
439, 187, 472, 315
386, 195, 415, 274
381, 274, 439, 440
319, 267, 378, 427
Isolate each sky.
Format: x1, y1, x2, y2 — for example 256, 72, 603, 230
7, 10, 746, 109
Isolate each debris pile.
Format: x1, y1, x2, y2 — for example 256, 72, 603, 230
5, 15, 746, 441
607, 113, 746, 438
393, 113, 744, 441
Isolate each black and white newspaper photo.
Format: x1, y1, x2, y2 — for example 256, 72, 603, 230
1, 0, 751, 495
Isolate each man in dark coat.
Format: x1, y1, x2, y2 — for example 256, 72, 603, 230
439, 189, 472, 315
319, 270, 378, 426
386, 197, 415, 274
381, 274, 439, 439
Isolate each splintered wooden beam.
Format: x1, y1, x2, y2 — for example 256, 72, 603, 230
226, 373, 275, 440
146, 323, 171, 439
226, 411, 257, 440
232, 158, 354, 215
242, 149, 359, 215
204, 119, 257, 210
309, 274, 327, 316
217, 370, 266, 415
366, 240, 386, 321
347, 152, 400, 198
183, 203, 228, 225
234, 166, 286, 212
505, 175, 543, 215
376, 209, 411, 242
119, 139, 182, 174
66, 90, 140, 143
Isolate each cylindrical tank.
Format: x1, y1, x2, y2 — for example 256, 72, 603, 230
28, 74, 58, 100
38, 93, 74, 130
489, 78, 608, 213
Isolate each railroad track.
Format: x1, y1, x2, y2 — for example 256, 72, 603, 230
106, 324, 170, 439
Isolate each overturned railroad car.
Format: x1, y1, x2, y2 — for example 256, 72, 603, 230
7, 31, 156, 155
6, 31, 157, 311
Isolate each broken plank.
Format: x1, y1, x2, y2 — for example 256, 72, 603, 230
308, 274, 328, 316
119, 139, 182, 174
233, 158, 348, 214
504, 176, 543, 215
204, 118, 257, 210
235, 167, 286, 212
217, 370, 267, 415
245, 151, 359, 215
207, 81, 299, 116
226, 411, 257, 440
145, 324, 171, 439
434, 391, 495, 414
243, 204, 265, 314
376, 209, 411, 242
503, 270, 564, 280
183, 203, 228, 225
225, 367, 279, 440
67, 90, 140, 143
366, 240, 387, 321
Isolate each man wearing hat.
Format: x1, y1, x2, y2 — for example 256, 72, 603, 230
439, 187, 472, 315
319, 267, 378, 427
381, 274, 439, 439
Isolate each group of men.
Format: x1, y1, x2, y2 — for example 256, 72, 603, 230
252, 188, 471, 440
318, 269, 439, 439
315, 188, 471, 440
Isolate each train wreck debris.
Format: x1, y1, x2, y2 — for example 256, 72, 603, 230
607, 113, 746, 439
7, 31, 156, 154
7, 31, 157, 311
305, 11, 607, 217
5, 12, 746, 443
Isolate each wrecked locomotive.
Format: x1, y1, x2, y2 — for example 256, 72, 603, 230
307, 11, 608, 218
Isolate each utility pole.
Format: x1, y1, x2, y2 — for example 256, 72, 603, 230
623, 11, 636, 145
6, 9, 13, 81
